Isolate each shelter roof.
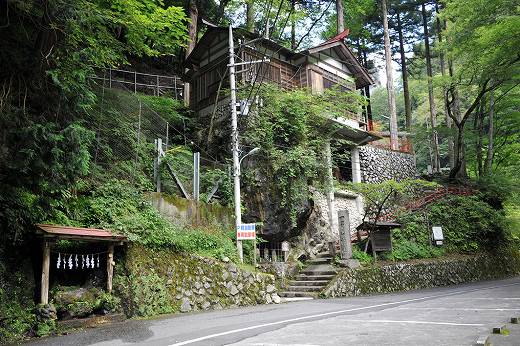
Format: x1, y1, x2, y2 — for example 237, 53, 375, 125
356, 221, 402, 230
36, 224, 127, 242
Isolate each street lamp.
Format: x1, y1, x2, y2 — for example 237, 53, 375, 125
239, 147, 260, 168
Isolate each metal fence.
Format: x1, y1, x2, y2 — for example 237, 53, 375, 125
92, 67, 184, 99
87, 69, 229, 199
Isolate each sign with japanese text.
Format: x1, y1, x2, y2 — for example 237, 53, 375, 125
237, 223, 256, 240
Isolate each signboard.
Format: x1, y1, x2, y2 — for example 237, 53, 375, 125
432, 226, 444, 246
371, 229, 392, 251
237, 223, 256, 240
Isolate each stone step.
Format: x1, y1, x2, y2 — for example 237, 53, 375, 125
289, 280, 330, 287
316, 252, 332, 258
301, 270, 336, 276
295, 274, 335, 281
285, 285, 322, 292
279, 291, 319, 298
306, 257, 333, 265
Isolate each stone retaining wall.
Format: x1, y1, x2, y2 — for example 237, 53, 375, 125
359, 145, 416, 183
322, 254, 520, 298
115, 245, 279, 317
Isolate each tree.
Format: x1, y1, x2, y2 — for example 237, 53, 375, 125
380, 0, 399, 150
441, 0, 520, 179
336, 0, 345, 33
421, 2, 440, 172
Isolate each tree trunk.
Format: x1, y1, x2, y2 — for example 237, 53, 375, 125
362, 48, 373, 130
184, 0, 199, 106
381, 0, 398, 150
422, 3, 440, 172
336, 0, 345, 34
475, 100, 484, 178
246, 0, 254, 32
452, 123, 466, 180
485, 89, 495, 174
291, 0, 296, 49
448, 62, 466, 178
436, 6, 454, 168
396, 11, 412, 131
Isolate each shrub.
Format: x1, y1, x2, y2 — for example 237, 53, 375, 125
397, 195, 506, 253
352, 247, 373, 264
384, 238, 444, 261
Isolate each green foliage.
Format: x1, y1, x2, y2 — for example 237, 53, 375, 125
243, 84, 365, 227
52, 286, 121, 318
0, 291, 35, 343
352, 247, 373, 264
346, 179, 440, 221
384, 238, 445, 261
45, 179, 239, 260
114, 271, 174, 317
398, 195, 507, 253
35, 319, 56, 338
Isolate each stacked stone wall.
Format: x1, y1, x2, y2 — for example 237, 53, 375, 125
115, 245, 279, 316
322, 253, 520, 298
359, 145, 416, 183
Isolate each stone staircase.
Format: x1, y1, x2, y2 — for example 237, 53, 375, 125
279, 251, 337, 299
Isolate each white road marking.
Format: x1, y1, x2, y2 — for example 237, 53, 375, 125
334, 319, 483, 326
169, 282, 520, 346
440, 297, 520, 300
397, 307, 520, 311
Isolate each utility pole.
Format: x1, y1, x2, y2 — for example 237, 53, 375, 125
229, 26, 244, 264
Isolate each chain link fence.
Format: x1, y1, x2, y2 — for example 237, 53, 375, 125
86, 69, 231, 201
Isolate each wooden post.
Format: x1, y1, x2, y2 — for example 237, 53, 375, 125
107, 245, 114, 293
40, 240, 51, 304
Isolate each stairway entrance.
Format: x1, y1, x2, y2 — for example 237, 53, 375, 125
279, 251, 337, 299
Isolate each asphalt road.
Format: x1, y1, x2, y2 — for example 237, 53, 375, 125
26, 277, 520, 346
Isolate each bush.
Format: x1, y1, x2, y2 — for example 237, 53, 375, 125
0, 294, 35, 343
352, 247, 373, 264
46, 179, 239, 261
397, 195, 506, 253
384, 238, 444, 261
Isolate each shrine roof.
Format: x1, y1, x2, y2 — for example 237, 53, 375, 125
36, 224, 128, 242
356, 221, 402, 230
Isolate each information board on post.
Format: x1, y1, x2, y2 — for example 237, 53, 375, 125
237, 223, 256, 240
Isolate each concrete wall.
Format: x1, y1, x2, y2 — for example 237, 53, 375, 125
359, 145, 416, 183
322, 253, 520, 298
149, 192, 233, 228
115, 245, 279, 316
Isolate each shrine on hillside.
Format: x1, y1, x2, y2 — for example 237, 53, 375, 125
35, 224, 127, 305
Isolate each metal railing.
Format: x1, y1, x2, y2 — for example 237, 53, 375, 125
92, 67, 184, 99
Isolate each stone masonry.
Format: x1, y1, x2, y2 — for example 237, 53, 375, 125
322, 253, 520, 298
116, 245, 280, 317
359, 145, 416, 183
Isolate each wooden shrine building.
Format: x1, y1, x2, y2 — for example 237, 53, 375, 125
36, 224, 127, 305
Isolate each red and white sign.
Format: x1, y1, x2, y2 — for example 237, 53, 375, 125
237, 223, 256, 240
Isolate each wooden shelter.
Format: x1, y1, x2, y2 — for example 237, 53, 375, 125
35, 224, 127, 305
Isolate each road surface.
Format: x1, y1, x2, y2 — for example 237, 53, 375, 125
27, 277, 520, 346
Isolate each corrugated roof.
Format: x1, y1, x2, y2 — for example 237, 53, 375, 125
36, 224, 127, 242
